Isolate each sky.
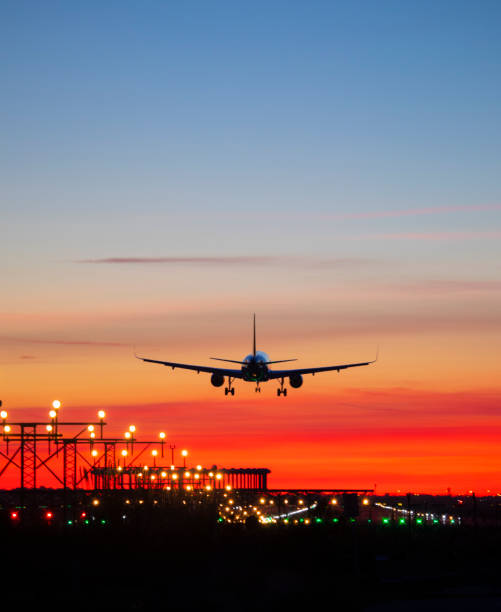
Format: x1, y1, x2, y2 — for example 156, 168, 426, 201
1, 0, 501, 493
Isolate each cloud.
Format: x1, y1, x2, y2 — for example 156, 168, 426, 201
364, 231, 501, 240
0, 336, 126, 347
332, 203, 501, 220
386, 280, 501, 294
73, 256, 373, 268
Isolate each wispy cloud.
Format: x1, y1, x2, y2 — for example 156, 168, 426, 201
0, 336, 126, 347
394, 280, 501, 293
365, 231, 501, 240
74, 256, 373, 268
333, 203, 501, 220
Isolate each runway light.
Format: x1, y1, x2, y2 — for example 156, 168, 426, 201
416, 518, 423, 525
4, 425, 11, 433
129, 425, 136, 433
362, 498, 369, 506
49, 410, 57, 418
181, 449, 188, 457
92, 499, 99, 506
0, 410, 7, 419
159, 432, 166, 439
52, 400, 61, 409
124, 431, 131, 439
91, 450, 98, 457
46, 511, 53, 519
399, 518, 406, 525
87, 425, 94, 432
382, 518, 390, 524
152, 450, 158, 457
98, 410, 105, 419
10, 511, 18, 520
46, 425, 52, 432
332, 518, 339, 523
196, 464, 202, 471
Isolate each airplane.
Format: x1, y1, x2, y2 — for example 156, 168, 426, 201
136, 315, 376, 396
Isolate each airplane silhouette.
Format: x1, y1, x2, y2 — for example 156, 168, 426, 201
136, 315, 376, 396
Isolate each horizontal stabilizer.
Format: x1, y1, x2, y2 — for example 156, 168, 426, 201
264, 359, 297, 364
210, 357, 246, 365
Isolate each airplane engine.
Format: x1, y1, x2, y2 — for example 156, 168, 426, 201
211, 373, 225, 387
289, 373, 303, 388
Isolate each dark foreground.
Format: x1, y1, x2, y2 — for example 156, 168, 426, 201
2, 517, 501, 611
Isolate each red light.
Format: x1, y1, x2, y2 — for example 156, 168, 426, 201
46, 512, 53, 519
11, 512, 18, 519
81, 512, 86, 518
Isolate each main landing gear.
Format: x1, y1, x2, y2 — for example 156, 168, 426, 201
255, 384, 261, 393
277, 378, 287, 397
224, 378, 235, 396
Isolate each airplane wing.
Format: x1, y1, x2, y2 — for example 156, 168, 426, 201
267, 358, 376, 379
136, 356, 245, 378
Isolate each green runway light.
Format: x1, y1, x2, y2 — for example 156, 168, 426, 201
315, 518, 322, 523
67, 520, 73, 525
450, 519, 455, 524
349, 518, 356, 523
416, 518, 423, 525
217, 517, 223, 523
382, 518, 390, 524
101, 519, 106, 524
84, 519, 89, 525
332, 518, 339, 523
299, 518, 304, 523
399, 518, 406, 525
433, 519, 439, 524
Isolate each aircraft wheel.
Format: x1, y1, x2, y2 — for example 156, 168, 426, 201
277, 388, 281, 396
283, 389, 287, 397
224, 388, 228, 396
231, 388, 235, 396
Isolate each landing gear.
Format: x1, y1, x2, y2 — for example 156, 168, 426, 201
255, 384, 261, 393
224, 378, 235, 396
277, 378, 287, 397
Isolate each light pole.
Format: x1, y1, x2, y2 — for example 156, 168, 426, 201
169, 444, 176, 466
181, 449, 188, 469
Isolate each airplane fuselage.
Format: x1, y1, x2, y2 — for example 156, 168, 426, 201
242, 351, 270, 382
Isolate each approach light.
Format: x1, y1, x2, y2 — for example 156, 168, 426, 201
362, 498, 369, 506
49, 410, 57, 419
98, 410, 105, 419
216, 473, 222, 480
159, 432, 166, 439
161, 472, 167, 478
91, 450, 98, 457
225, 485, 232, 491
92, 499, 99, 506
121, 450, 128, 457
184, 471, 190, 477
152, 450, 158, 457
46, 425, 53, 432
4, 425, 11, 433
46, 511, 53, 519
172, 473, 178, 480
331, 499, 338, 505
181, 449, 188, 457
87, 425, 94, 432
52, 400, 61, 410
0, 410, 7, 419
124, 431, 131, 439
90, 432, 95, 439
196, 464, 202, 471
129, 425, 136, 433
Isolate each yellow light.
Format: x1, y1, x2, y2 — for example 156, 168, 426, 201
92, 499, 99, 506
196, 464, 202, 471
216, 473, 222, 480
186, 485, 192, 491
117, 466, 122, 472
0, 411, 7, 419
49, 410, 57, 418
170, 465, 175, 470
129, 425, 136, 433
362, 498, 370, 506
121, 450, 128, 457
159, 431, 166, 439
91, 450, 98, 457
144, 466, 149, 471
161, 472, 167, 478
181, 449, 188, 457
52, 400, 61, 409
4, 425, 11, 433
298, 499, 304, 505
205, 485, 212, 491
225, 485, 232, 491
194, 473, 200, 479
151, 475, 156, 480
87, 425, 94, 432
98, 410, 105, 419
331, 498, 338, 505
46, 425, 53, 432
184, 471, 190, 477
138, 473, 143, 478
209, 472, 214, 477
172, 473, 178, 479
124, 431, 131, 439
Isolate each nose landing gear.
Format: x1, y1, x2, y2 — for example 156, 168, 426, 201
277, 378, 287, 397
